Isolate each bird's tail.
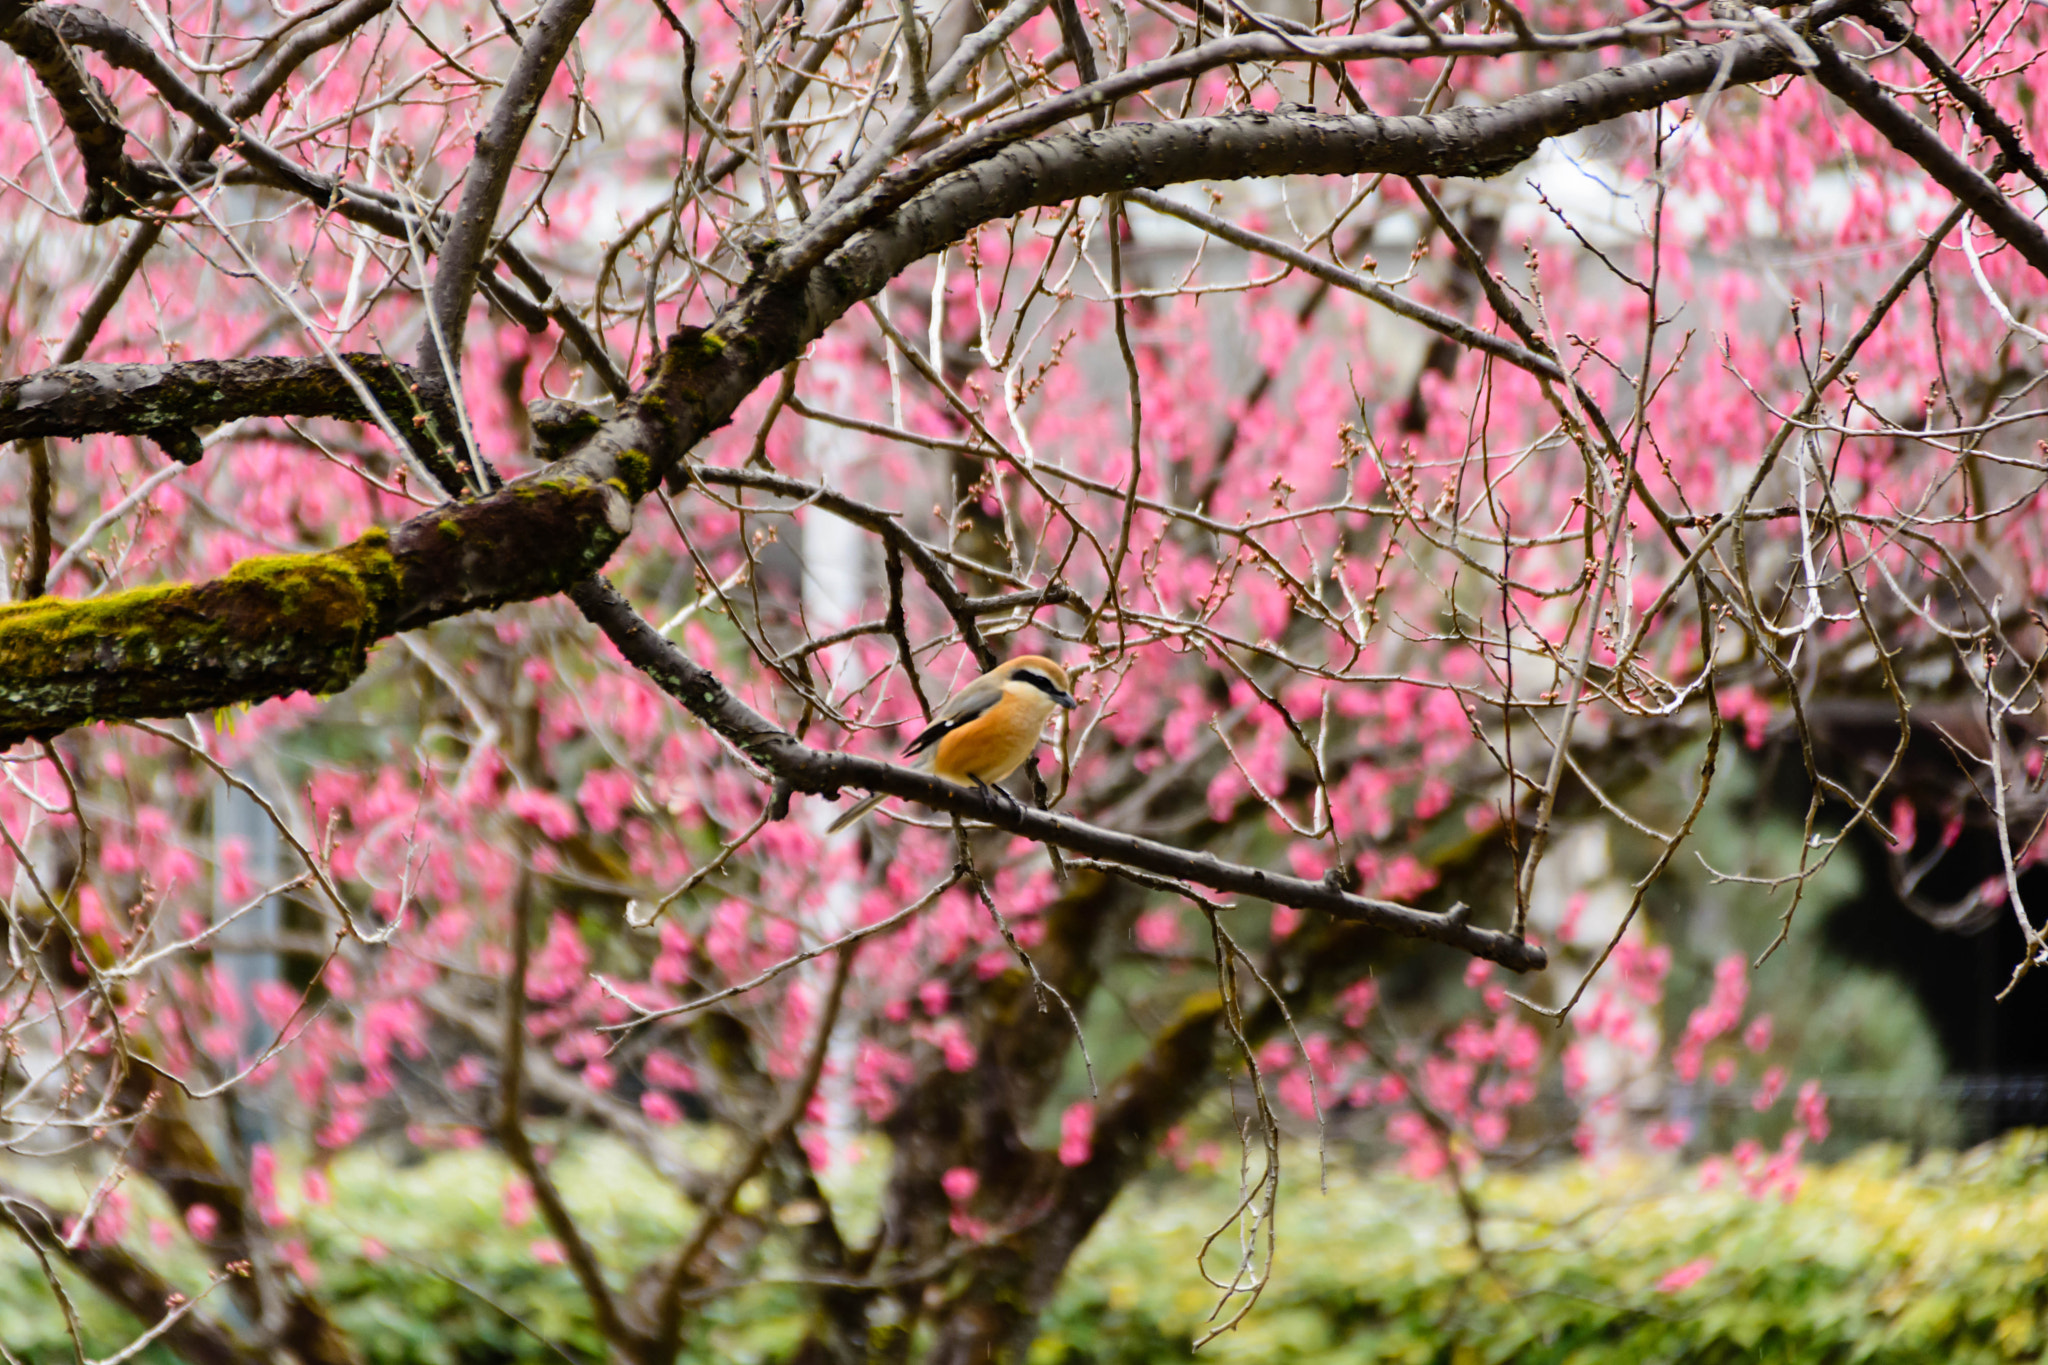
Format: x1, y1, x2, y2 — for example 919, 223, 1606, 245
825, 790, 889, 834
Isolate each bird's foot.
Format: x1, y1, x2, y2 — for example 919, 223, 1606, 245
970, 776, 1024, 817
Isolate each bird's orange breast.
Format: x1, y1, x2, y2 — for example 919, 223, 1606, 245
931, 689, 1055, 785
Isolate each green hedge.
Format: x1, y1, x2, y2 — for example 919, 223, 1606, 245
1041, 1133, 2048, 1364
7, 1134, 2046, 1363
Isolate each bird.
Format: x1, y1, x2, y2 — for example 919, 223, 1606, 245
826, 654, 1078, 833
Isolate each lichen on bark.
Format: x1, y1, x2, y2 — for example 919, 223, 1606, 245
0, 528, 400, 743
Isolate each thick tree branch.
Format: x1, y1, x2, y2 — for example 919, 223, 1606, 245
419, 0, 597, 478
0, 456, 634, 737
1844, 0, 2048, 202
0, 354, 425, 450
3, 4, 339, 209
0, 2, 216, 220
754, 42, 1820, 408
227, 0, 396, 126
8, 20, 2035, 835
1805, 28, 2048, 278
775, 18, 1803, 276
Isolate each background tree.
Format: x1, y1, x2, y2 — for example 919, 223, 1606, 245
2, 0, 2046, 1360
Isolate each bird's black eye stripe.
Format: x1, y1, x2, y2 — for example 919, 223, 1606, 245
1015, 669, 1063, 698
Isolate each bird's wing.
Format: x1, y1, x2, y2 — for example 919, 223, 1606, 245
901, 678, 1003, 759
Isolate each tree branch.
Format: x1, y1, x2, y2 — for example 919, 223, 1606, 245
10, 19, 2029, 826
649, 946, 854, 1358
496, 870, 648, 1356
0, 354, 425, 450
567, 576, 1545, 971
3, 4, 338, 209
0, 1185, 265, 1365
419, 0, 597, 480
0, 2, 216, 220
774, 17, 1804, 277
1843, 0, 2048, 202
1804, 27, 2048, 278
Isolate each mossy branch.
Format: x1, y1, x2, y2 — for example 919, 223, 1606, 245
0, 462, 637, 743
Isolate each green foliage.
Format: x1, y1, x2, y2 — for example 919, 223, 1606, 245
7, 1136, 2047, 1364
1037, 1133, 2048, 1365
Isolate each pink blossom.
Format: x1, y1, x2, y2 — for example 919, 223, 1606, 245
1420, 1056, 1475, 1120
1557, 891, 1587, 944
1057, 1101, 1095, 1167
317, 1108, 365, 1150
1889, 797, 1916, 850
1561, 1044, 1589, 1097
279, 1238, 320, 1285
1614, 940, 1671, 1004
1646, 1118, 1693, 1151
651, 921, 695, 987
1656, 1258, 1713, 1293
853, 1040, 915, 1121
251, 1144, 286, 1227
504, 1177, 534, 1228
645, 1050, 695, 1091
252, 980, 303, 1031
1446, 1020, 1495, 1064
1133, 907, 1186, 953
1278, 1069, 1318, 1122
941, 1167, 980, 1203
506, 788, 579, 840
1751, 1065, 1786, 1112
576, 768, 636, 835
1373, 854, 1438, 901
1495, 1019, 1540, 1072
530, 1240, 566, 1266
1388, 1110, 1446, 1180
185, 1204, 220, 1242
1743, 1014, 1773, 1053
528, 915, 592, 1002
1795, 1080, 1830, 1143
82, 1189, 130, 1246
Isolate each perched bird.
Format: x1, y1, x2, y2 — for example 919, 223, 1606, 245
826, 654, 1078, 833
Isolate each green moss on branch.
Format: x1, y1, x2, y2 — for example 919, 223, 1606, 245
0, 529, 399, 743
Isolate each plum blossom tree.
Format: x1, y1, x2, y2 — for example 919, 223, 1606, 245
1, 0, 2045, 1358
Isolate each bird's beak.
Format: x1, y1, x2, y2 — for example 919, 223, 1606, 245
1054, 689, 1078, 711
